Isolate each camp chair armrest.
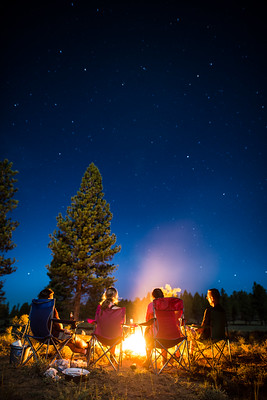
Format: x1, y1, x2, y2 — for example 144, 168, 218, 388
123, 323, 138, 328
51, 318, 77, 329
138, 318, 156, 327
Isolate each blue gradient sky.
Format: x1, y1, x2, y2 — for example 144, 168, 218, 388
1, 1, 266, 308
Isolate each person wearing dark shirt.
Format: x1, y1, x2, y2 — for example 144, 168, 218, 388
195, 288, 226, 340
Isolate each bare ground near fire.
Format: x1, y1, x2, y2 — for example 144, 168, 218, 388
1, 330, 267, 400
0, 352, 202, 400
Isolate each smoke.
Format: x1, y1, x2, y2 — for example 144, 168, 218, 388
131, 220, 219, 300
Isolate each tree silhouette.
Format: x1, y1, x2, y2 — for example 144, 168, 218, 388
252, 282, 267, 325
0, 159, 19, 302
47, 163, 121, 319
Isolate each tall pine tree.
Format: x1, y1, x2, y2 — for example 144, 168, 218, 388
47, 163, 121, 319
0, 159, 19, 303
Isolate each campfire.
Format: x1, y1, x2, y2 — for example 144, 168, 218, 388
122, 328, 146, 356
121, 285, 181, 357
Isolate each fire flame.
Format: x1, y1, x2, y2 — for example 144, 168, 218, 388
121, 284, 182, 357
123, 329, 146, 356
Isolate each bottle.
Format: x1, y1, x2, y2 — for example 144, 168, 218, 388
130, 318, 134, 333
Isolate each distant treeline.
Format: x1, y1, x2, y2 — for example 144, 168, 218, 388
1, 282, 266, 326
117, 282, 267, 326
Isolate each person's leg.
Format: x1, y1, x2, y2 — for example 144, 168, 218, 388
143, 328, 152, 367
108, 345, 118, 365
68, 336, 88, 354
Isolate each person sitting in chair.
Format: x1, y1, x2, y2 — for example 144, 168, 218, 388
143, 288, 167, 368
38, 288, 88, 355
194, 288, 226, 340
94, 287, 121, 357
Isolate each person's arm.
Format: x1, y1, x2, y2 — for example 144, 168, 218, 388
196, 308, 211, 334
53, 308, 64, 330
174, 299, 184, 325
201, 308, 210, 327
146, 302, 153, 322
50, 308, 65, 337
94, 304, 101, 323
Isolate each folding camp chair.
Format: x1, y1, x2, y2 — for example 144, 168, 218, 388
87, 306, 126, 371
146, 297, 190, 375
190, 308, 232, 368
22, 298, 76, 365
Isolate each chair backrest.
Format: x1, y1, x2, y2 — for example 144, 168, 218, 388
94, 305, 126, 340
29, 299, 55, 338
153, 297, 184, 339
210, 308, 227, 340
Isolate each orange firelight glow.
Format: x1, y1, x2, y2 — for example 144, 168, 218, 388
122, 329, 146, 356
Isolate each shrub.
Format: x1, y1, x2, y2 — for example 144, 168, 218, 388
198, 387, 229, 400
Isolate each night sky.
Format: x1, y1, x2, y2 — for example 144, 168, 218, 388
1, 1, 266, 309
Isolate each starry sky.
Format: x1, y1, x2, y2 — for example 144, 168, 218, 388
1, 1, 266, 309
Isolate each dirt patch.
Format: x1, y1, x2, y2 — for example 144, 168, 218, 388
1, 339, 267, 400
0, 354, 200, 400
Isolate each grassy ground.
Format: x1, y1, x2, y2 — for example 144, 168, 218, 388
0, 324, 266, 400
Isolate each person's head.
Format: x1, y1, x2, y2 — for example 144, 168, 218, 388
152, 288, 164, 299
101, 287, 119, 310
105, 287, 118, 302
207, 288, 220, 307
38, 288, 54, 299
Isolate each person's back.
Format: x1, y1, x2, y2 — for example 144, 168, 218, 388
94, 287, 122, 353
198, 288, 226, 340
94, 305, 125, 340
153, 297, 183, 339
210, 304, 227, 340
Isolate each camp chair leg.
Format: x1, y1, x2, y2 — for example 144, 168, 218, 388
87, 336, 121, 371
177, 339, 190, 371
49, 336, 73, 364
150, 347, 161, 374
149, 338, 190, 375
22, 336, 48, 365
87, 337, 95, 366
212, 340, 231, 367
191, 340, 213, 368
118, 342, 123, 368
22, 336, 72, 366
185, 338, 191, 370
192, 337, 231, 369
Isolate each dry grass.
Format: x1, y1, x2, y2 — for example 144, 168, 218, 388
0, 325, 267, 400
